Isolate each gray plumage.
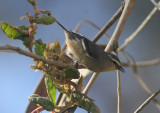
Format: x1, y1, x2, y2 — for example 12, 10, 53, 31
57, 21, 124, 72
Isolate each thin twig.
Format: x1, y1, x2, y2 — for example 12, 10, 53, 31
134, 89, 160, 113
150, 0, 160, 11
56, 1, 133, 113
124, 51, 160, 110
0, 45, 73, 68
118, 1, 160, 51
58, 4, 125, 113
82, 0, 131, 96
122, 58, 160, 67
61, 4, 124, 51
82, 1, 136, 113
105, 1, 136, 113
92, 3, 124, 43
105, 0, 136, 53
31, 106, 44, 113
82, 1, 126, 95
56, 92, 63, 105
74, 20, 110, 40
115, 51, 122, 113
117, 70, 121, 113
58, 2, 125, 107
82, 72, 100, 94
133, 69, 160, 110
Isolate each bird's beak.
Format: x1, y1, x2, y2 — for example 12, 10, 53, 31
56, 21, 69, 33
119, 66, 125, 73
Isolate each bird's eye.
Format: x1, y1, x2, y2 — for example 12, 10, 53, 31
112, 60, 118, 66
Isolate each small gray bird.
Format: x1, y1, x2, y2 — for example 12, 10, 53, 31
57, 21, 124, 72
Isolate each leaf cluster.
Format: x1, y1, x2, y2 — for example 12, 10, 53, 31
0, 0, 100, 112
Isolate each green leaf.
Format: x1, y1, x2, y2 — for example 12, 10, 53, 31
28, 94, 55, 111
70, 91, 100, 113
33, 15, 57, 25
62, 68, 80, 80
1, 21, 29, 48
49, 40, 61, 54
1, 21, 28, 40
34, 39, 46, 57
53, 84, 70, 96
27, 0, 34, 6
44, 40, 61, 60
18, 25, 29, 31
45, 74, 56, 106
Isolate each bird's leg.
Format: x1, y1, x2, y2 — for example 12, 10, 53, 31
74, 61, 79, 69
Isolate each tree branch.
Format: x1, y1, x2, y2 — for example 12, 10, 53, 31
117, 70, 121, 113
118, 1, 160, 51
122, 58, 160, 67
105, 0, 136, 53
0, 45, 73, 68
122, 51, 160, 110
134, 89, 160, 113
105, 1, 136, 113
57, 3, 126, 113
132, 68, 160, 110
150, 0, 160, 11
74, 20, 110, 40
82, 1, 136, 113
92, 3, 124, 42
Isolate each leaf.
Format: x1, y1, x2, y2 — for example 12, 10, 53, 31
44, 40, 61, 60
1, 21, 28, 40
34, 39, 46, 57
18, 25, 29, 31
50, 40, 61, 54
54, 84, 70, 96
33, 15, 57, 25
28, 94, 55, 111
27, 0, 35, 6
45, 74, 56, 106
1, 21, 30, 48
62, 68, 80, 80
70, 91, 100, 113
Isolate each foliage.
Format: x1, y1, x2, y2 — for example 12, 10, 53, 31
34, 39, 46, 57
28, 94, 55, 111
32, 15, 57, 25
0, 0, 99, 112
1, 22, 29, 47
70, 91, 100, 113
44, 74, 56, 106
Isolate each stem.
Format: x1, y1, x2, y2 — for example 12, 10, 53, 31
134, 89, 160, 113
118, 1, 160, 51
122, 58, 160, 67
92, 3, 124, 43
105, 0, 136, 53
0, 45, 73, 68
82, 72, 100, 95
74, 20, 111, 40
117, 70, 121, 113
150, 0, 160, 11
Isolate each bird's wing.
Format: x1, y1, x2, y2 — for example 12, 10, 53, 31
72, 32, 99, 60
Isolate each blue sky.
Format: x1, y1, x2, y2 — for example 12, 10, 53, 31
0, 0, 160, 113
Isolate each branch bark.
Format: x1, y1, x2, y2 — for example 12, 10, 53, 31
0, 45, 73, 68
122, 58, 160, 67
105, 0, 136, 53
134, 89, 160, 113
83, 1, 136, 113
150, 0, 160, 11
119, 1, 160, 51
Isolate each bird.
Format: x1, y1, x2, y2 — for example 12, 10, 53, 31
56, 21, 124, 72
